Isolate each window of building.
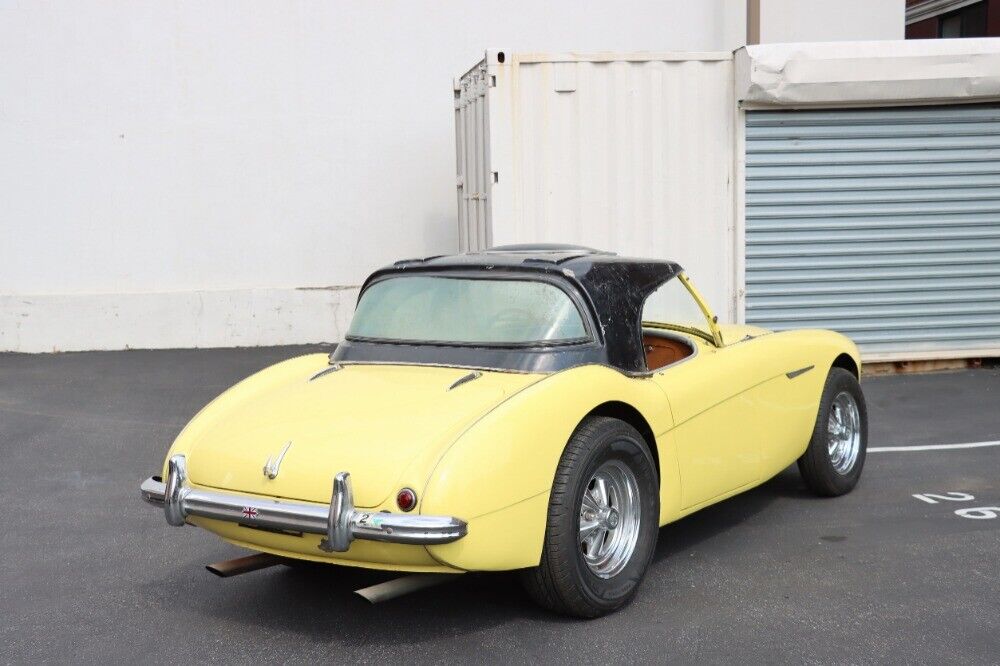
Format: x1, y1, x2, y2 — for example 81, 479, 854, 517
906, 0, 995, 39
938, 1, 988, 38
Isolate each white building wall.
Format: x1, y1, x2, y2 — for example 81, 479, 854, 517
0, 0, 747, 352
757, 0, 904, 43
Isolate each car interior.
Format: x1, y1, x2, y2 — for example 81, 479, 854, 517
642, 329, 695, 371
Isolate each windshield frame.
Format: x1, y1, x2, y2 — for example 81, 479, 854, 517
345, 270, 598, 350
639, 272, 724, 348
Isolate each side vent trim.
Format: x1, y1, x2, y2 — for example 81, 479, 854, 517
448, 371, 483, 391
786, 365, 815, 380
310, 364, 343, 382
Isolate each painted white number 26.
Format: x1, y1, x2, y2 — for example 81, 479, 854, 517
911, 492, 999, 520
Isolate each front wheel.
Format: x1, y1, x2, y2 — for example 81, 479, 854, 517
520, 416, 659, 618
798, 367, 868, 496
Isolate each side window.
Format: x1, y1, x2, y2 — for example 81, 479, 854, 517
642, 277, 714, 340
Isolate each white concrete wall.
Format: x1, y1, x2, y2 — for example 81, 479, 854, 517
0, 0, 747, 352
758, 0, 905, 43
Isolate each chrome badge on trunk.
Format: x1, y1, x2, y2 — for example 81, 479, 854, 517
262, 441, 292, 480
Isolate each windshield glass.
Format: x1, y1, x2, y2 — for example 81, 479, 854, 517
348, 276, 589, 345
642, 274, 715, 342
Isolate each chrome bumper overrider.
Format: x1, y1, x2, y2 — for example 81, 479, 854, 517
140, 455, 467, 552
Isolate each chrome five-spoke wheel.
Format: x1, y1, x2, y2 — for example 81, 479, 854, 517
579, 460, 641, 579
522, 416, 658, 617
827, 390, 861, 475
798, 368, 868, 497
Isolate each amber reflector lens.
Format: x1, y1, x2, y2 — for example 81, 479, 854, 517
396, 488, 417, 512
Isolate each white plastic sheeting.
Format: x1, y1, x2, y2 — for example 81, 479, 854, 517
736, 38, 1000, 108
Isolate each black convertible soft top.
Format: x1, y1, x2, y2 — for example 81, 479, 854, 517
331, 245, 683, 373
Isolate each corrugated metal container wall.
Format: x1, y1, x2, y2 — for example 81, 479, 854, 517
454, 62, 493, 252
455, 52, 737, 320
744, 104, 1000, 361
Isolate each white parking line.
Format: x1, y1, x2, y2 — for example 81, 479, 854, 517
869, 440, 1000, 453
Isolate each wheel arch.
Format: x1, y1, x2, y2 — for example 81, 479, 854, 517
832, 352, 860, 379
583, 401, 660, 484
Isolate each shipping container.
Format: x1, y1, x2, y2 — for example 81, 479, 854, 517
455, 50, 738, 320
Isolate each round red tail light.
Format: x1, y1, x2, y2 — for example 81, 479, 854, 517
396, 488, 417, 512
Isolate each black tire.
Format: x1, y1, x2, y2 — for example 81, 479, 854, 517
798, 367, 868, 497
520, 416, 659, 618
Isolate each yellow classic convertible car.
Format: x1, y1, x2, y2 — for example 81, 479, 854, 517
140, 244, 867, 617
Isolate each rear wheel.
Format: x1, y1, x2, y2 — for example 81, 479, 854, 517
520, 416, 659, 618
798, 368, 868, 496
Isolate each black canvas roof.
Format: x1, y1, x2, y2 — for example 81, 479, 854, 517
340, 245, 684, 373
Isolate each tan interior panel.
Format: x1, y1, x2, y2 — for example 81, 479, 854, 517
643, 332, 694, 371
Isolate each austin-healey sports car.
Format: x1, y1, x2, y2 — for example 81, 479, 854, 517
140, 244, 867, 617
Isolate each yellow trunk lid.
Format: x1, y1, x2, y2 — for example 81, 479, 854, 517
184, 361, 541, 507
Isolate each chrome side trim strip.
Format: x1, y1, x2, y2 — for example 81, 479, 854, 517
140, 456, 468, 552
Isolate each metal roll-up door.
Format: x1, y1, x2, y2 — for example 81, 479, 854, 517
744, 105, 1000, 361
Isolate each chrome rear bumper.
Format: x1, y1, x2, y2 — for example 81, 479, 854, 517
140, 455, 467, 552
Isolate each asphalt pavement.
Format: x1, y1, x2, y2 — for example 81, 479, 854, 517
1, 347, 998, 664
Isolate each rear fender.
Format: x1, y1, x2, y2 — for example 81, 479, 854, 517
422, 364, 671, 571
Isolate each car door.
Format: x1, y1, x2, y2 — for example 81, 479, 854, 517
644, 274, 770, 509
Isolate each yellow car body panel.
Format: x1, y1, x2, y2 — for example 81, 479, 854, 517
427, 490, 551, 571
422, 363, 675, 570
165, 356, 544, 507
653, 326, 849, 508
424, 327, 857, 570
